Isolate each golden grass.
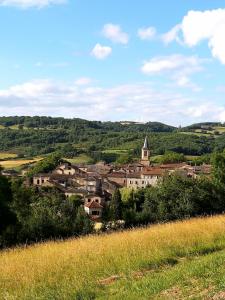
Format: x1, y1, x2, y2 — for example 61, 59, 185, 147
0, 158, 42, 169
1, 215, 225, 299
0, 152, 17, 159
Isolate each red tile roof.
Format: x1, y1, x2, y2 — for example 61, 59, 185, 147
85, 200, 103, 209
142, 168, 164, 176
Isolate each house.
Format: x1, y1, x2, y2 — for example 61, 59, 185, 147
126, 168, 163, 189
33, 174, 52, 186
85, 194, 105, 205
107, 172, 127, 187
64, 187, 88, 198
54, 163, 85, 176
84, 199, 104, 220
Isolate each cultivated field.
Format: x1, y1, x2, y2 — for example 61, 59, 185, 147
0, 158, 42, 169
1, 215, 225, 299
0, 152, 17, 159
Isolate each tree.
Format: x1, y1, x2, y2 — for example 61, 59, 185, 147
74, 208, 93, 235
110, 188, 123, 220
160, 151, 186, 164
116, 153, 133, 165
0, 175, 15, 247
27, 153, 62, 177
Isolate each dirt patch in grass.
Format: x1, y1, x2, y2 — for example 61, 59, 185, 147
160, 286, 183, 299
98, 275, 121, 286
212, 291, 225, 299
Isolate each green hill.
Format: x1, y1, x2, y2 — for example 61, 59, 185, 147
0, 116, 221, 159
1, 215, 225, 299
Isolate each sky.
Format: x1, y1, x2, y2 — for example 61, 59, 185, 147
0, 0, 225, 126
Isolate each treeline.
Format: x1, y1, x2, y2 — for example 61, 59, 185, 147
0, 175, 93, 248
0, 116, 175, 131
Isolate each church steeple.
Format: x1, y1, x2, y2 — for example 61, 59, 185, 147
140, 136, 150, 166
143, 136, 148, 149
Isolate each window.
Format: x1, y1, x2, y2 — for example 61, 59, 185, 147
42, 179, 44, 184
92, 211, 100, 216
37, 179, 40, 185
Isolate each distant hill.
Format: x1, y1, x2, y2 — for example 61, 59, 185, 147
0, 116, 176, 132
0, 116, 224, 158
182, 122, 222, 130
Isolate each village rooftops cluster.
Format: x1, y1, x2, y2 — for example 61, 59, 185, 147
28, 138, 211, 221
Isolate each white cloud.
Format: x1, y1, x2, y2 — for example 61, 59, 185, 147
164, 9, 225, 64
102, 23, 129, 44
0, 0, 66, 8
0, 79, 224, 125
141, 54, 199, 74
162, 24, 181, 44
75, 77, 92, 86
141, 54, 203, 89
91, 43, 112, 60
138, 27, 156, 40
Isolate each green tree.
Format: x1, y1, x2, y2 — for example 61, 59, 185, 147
110, 188, 123, 220
160, 151, 186, 164
27, 153, 62, 177
0, 174, 15, 247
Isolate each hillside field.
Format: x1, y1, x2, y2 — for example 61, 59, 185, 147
2, 216, 225, 299
0, 157, 42, 169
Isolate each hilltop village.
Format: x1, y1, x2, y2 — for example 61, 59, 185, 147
26, 137, 211, 221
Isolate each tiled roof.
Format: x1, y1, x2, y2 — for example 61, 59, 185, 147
107, 172, 127, 178
85, 200, 103, 209
126, 173, 141, 179
142, 168, 164, 176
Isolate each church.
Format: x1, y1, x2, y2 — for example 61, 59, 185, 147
140, 136, 150, 167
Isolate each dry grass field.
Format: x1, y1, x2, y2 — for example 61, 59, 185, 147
0, 158, 42, 169
1, 215, 225, 299
0, 152, 17, 159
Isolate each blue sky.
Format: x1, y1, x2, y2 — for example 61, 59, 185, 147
0, 0, 225, 125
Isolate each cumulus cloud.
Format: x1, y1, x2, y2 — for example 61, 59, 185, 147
141, 54, 203, 89
0, 79, 224, 125
164, 9, 225, 64
74, 77, 92, 86
91, 43, 112, 60
0, 0, 66, 8
102, 24, 129, 44
138, 27, 156, 40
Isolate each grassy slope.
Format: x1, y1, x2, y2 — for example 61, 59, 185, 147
2, 216, 225, 299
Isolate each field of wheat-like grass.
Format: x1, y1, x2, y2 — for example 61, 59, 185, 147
1, 215, 225, 299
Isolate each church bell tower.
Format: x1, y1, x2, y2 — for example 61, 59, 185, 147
140, 136, 150, 167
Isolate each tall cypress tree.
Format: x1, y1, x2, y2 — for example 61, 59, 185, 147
110, 188, 123, 220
